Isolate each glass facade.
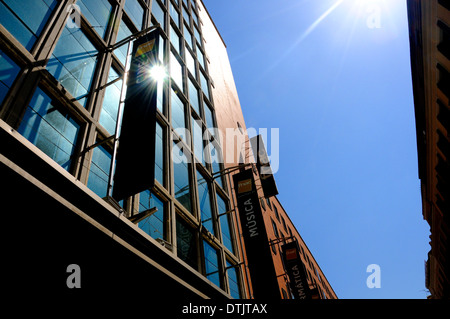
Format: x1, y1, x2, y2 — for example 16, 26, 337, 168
99, 68, 122, 135
138, 190, 165, 240
124, 0, 145, 30
87, 144, 112, 197
1, 0, 241, 299
217, 194, 234, 253
173, 141, 192, 213
47, 26, 99, 108
176, 216, 198, 269
0, 0, 58, 51
77, 0, 113, 39
197, 170, 214, 235
115, 19, 133, 66
0, 49, 20, 106
18, 87, 80, 171
226, 261, 241, 299
203, 240, 221, 288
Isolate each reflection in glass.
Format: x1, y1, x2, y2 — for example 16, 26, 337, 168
77, 0, 113, 39
124, 0, 144, 30
0, 0, 57, 50
176, 217, 198, 268
218, 194, 233, 253
226, 261, 241, 299
173, 142, 192, 212
0, 49, 21, 105
203, 241, 220, 288
100, 68, 122, 134
47, 27, 98, 108
18, 88, 80, 171
170, 52, 184, 91
197, 171, 214, 235
87, 145, 112, 197
138, 190, 165, 240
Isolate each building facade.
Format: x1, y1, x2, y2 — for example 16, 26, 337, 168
1, 0, 335, 301
407, 0, 450, 299
262, 196, 338, 299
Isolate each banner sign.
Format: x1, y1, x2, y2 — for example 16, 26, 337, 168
249, 135, 278, 198
233, 169, 279, 299
113, 30, 160, 200
281, 241, 312, 300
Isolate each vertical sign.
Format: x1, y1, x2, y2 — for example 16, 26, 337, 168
281, 241, 312, 300
233, 169, 280, 299
249, 135, 278, 198
112, 31, 160, 200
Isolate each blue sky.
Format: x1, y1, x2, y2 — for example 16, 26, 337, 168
203, 0, 431, 299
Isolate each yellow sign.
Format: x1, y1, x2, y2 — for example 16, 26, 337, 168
238, 179, 252, 194
135, 39, 155, 57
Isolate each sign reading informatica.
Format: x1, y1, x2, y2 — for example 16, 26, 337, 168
281, 241, 312, 300
113, 30, 160, 200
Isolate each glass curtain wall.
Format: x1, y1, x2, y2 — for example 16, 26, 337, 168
0, 0, 242, 298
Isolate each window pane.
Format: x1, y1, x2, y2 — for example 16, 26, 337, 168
170, 52, 183, 91
158, 34, 165, 66
226, 261, 241, 299
114, 19, 133, 66
176, 217, 198, 269
156, 78, 164, 113
191, 9, 198, 26
182, 7, 190, 27
197, 171, 214, 235
203, 241, 220, 288
0, 0, 57, 50
138, 190, 165, 240
77, 0, 113, 39
155, 122, 164, 185
151, 0, 165, 30
194, 25, 201, 45
209, 141, 223, 188
184, 25, 193, 50
170, 3, 180, 29
188, 78, 200, 114
124, 0, 144, 30
99, 68, 123, 135
47, 27, 98, 108
173, 142, 192, 212
170, 25, 181, 54
272, 220, 279, 238
18, 88, 80, 171
0, 49, 21, 105
217, 195, 234, 253
200, 71, 209, 99
192, 116, 204, 164
171, 89, 186, 137
203, 104, 215, 137
196, 44, 205, 69
87, 145, 112, 197
186, 48, 195, 77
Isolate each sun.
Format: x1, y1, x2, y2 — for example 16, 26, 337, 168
148, 64, 167, 83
